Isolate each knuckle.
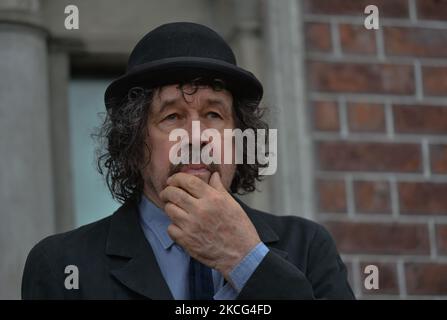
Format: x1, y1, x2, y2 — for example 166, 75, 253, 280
164, 202, 175, 214
189, 222, 200, 234
167, 224, 181, 240
161, 186, 172, 200
208, 193, 221, 206
178, 190, 188, 203
167, 224, 176, 236
187, 176, 198, 189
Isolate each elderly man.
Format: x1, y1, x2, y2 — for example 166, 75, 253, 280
22, 22, 354, 300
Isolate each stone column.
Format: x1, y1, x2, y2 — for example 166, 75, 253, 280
0, 0, 55, 299
261, 0, 315, 218
48, 43, 74, 233
224, 0, 273, 212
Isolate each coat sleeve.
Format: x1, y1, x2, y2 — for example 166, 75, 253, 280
237, 224, 355, 300
21, 239, 64, 299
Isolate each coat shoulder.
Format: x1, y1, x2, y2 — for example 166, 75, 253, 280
247, 207, 329, 243
245, 206, 340, 269
23, 213, 116, 289
22, 214, 116, 299
29, 214, 113, 259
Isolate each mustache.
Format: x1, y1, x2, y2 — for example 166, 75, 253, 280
168, 162, 220, 177
168, 143, 221, 177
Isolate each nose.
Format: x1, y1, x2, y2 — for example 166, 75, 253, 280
184, 119, 211, 147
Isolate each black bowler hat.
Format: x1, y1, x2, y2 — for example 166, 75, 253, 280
104, 22, 263, 109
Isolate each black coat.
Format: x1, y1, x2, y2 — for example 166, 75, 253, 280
22, 198, 355, 299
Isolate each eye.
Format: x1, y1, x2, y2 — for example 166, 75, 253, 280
163, 113, 179, 121
206, 112, 222, 119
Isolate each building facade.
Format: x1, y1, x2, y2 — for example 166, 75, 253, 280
1, 0, 446, 299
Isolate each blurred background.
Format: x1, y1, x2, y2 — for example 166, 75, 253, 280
1, 0, 447, 299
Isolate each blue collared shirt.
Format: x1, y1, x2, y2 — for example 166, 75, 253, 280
138, 195, 269, 299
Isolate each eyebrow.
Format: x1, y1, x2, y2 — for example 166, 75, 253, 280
156, 98, 180, 115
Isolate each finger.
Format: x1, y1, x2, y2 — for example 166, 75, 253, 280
164, 202, 190, 229
160, 185, 198, 213
167, 223, 184, 245
167, 172, 211, 198
209, 171, 227, 192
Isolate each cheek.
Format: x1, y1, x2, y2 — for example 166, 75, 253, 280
147, 130, 175, 169
216, 131, 236, 165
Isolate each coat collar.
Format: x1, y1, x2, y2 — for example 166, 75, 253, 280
105, 196, 285, 299
105, 200, 174, 299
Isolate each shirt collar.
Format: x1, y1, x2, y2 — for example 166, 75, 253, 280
138, 195, 175, 250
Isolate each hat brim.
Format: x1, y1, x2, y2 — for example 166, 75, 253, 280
104, 57, 263, 109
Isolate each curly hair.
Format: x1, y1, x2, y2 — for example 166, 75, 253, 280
95, 78, 269, 204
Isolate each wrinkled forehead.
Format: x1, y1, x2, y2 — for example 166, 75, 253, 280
151, 84, 233, 113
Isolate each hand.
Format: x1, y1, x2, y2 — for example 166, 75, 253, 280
159, 172, 261, 278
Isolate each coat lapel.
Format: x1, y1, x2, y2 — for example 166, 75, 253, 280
105, 200, 173, 300
104, 196, 287, 300
234, 196, 289, 260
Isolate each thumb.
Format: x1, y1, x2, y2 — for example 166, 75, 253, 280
209, 171, 226, 192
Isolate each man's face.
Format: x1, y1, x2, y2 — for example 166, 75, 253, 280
141, 84, 236, 208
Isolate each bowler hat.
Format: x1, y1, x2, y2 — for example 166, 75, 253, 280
104, 22, 263, 109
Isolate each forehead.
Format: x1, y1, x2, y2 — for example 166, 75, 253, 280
151, 84, 233, 112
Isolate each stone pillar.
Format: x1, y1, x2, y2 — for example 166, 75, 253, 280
0, 0, 55, 299
48, 44, 74, 233
225, 0, 273, 212
261, 0, 315, 218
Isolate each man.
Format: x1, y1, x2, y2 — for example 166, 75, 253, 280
22, 22, 354, 299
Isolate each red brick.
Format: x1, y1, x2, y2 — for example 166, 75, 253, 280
436, 224, 447, 255
317, 142, 421, 172
324, 221, 430, 255
430, 144, 447, 174
417, 0, 447, 21
348, 103, 385, 132
317, 179, 346, 213
423, 66, 447, 96
360, 262, 399, 295
305, 23, 332, 52
339, 24, 376, 55
399, 182, 447, 215
406, 263, 447, 295
308, 62, 415, 95
394, 104, 447, 134
313, 101, 339, 131
384, 27, 447, 58
304, 0, 409, 18
354, 180, 391, 214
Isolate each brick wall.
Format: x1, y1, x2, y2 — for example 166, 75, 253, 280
303, 0, 447, 299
